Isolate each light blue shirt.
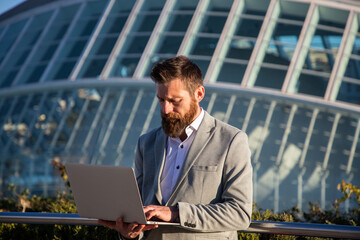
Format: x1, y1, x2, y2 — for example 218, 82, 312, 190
160, 108, 205, 204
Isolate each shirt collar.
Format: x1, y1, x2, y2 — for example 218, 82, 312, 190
188, 108, 204, 132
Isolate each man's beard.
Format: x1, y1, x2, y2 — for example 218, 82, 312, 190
161, 99, 198, 138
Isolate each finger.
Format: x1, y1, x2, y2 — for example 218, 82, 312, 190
132, 224, 146, 233
114, 218, 139, 238
143, 205, 156, 213
145, 209, 156, 220
143, 224, 158, 231
116, 218, 133, 234
125, 225, 145, 239
128, 222, 142, 233
127, 232, 140, 239
116, 218, 125, 226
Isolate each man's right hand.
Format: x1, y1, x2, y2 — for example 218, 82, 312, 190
98, 218, 158, 239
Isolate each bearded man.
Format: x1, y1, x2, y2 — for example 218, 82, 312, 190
100, 56, 253, 240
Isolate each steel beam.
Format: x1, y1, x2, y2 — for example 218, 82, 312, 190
276, 104, 298, 165
97, 89, 127, 164
253, 101, 277, 164
241, 0, 281, 87
325, 11, 358, 101
0, 17, 32, 73
115, 89, 144, 166
81, 89, 110, 156
205, 0, 245, 83
177, 0, 210, 56
133, 0, 176, 78
70, 0, 115, 80
299, 108, 319, 168
282, 3, 319, 93
100, 0, 145, 78
322, 113, 341, 170
347, 118, 360, 174
12, 9, 59, 86
39, 2, 86, 83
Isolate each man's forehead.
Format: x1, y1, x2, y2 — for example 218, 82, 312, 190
156, 85, 192, 100
155, 77, 184, 85
156, 79, 187, 91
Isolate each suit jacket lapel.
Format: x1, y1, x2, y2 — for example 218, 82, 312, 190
167, 111, 216, 205
154, 128, 167, 205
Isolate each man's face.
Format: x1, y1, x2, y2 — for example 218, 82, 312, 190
156, 78, 203, 138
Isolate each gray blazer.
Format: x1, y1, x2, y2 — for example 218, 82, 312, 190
134, 111, 252, 240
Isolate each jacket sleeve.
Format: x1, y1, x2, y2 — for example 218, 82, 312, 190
178, 131, 253, 232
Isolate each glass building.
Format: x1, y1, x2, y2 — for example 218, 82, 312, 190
0, 0, 359, 213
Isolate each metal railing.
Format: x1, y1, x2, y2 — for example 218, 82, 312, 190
0, 212, 359, 239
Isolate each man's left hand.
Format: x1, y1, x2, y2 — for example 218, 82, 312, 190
143, 205, 179, 223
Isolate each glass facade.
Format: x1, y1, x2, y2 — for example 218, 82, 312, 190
0, 0, 360, 212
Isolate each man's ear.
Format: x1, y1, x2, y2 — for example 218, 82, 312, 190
195, 86, 205, 103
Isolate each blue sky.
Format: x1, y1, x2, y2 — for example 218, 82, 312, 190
0, 0, 26, 15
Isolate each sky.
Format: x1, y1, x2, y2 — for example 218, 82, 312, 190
0, 0, 26, 15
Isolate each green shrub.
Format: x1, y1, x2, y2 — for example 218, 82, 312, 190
0, 185, 118, 240
237, 180, 360, 240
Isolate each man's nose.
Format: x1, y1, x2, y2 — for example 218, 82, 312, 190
163, 101, 173, 114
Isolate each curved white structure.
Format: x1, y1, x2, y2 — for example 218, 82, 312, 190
0, 0, 359, 212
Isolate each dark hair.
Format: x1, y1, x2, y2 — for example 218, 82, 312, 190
150, 55, 203, 94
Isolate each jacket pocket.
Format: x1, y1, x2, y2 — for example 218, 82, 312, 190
192, 165, 218, 172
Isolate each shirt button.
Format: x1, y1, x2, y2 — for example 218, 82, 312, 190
176, 165, 180, 169
180, 145, 184, 149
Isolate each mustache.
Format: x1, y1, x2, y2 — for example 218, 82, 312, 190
161, 112, 181, 120
160, 99, 198, 138
161, 111, 185, 138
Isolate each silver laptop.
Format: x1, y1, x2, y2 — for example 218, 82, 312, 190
65, 163, 179, 225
